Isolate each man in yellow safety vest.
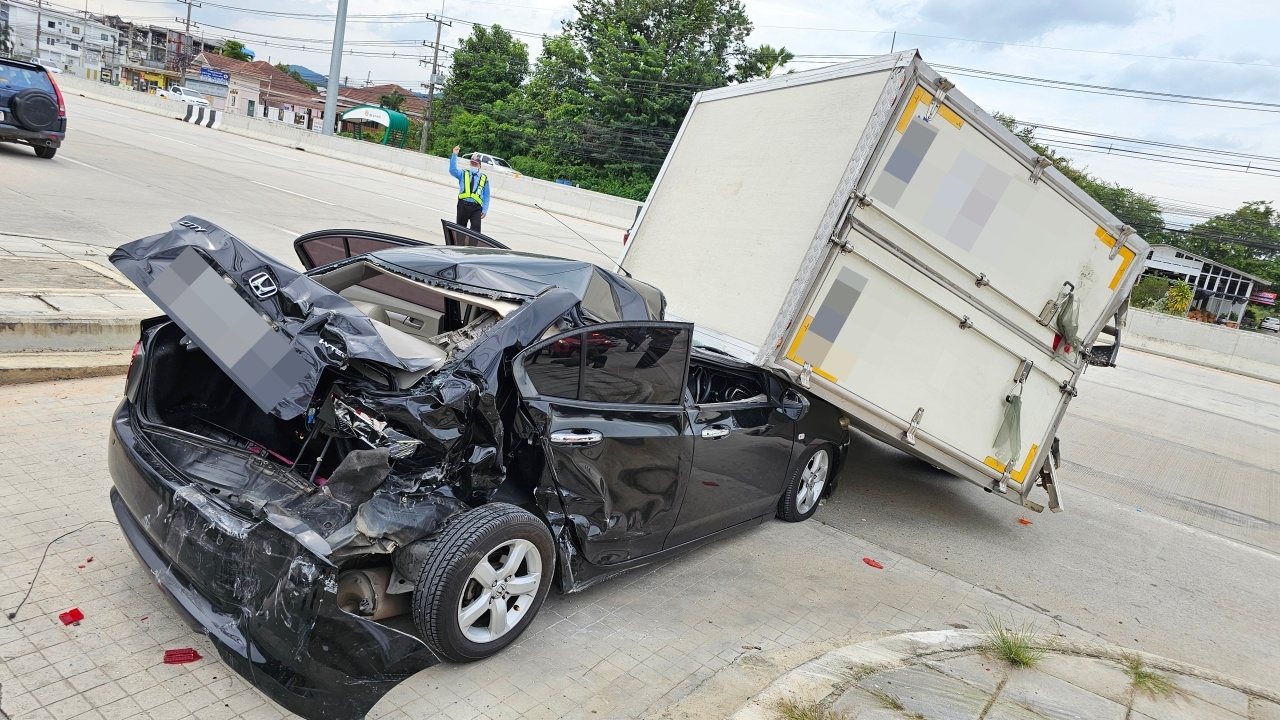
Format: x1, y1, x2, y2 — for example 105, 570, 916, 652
450, 146, 491, 232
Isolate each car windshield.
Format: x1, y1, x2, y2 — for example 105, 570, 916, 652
0, 63, 55, 93
492, 157, 511, 168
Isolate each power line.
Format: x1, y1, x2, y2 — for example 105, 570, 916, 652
756, 25, 1280, 70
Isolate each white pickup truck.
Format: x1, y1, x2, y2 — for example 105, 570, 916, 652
157, 86, 209, 106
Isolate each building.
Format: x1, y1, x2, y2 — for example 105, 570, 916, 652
196, 52, 264, 114
1, 0, 120, 82
98, 16, 220, 92
1142, 244, 1271, 326
334, 84, 428, 118
196, 53, 325, 130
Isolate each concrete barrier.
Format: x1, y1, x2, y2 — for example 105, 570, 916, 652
56, 75, 642, 228
1125, 308, 1280, 383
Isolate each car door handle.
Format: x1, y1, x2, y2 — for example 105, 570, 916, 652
550, 430, 603, 446
701, 426, 731, 440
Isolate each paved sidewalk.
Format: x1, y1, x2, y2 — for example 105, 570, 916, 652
732, 630, 1280, 720
0, 234, 154, 383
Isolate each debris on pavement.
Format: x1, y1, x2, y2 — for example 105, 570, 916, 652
863, 557, 884, 569
58, 608, 84, 625
1018, 516, 1033, 525
163, 648, 203, 664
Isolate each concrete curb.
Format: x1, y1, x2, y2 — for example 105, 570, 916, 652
0, 315, 147, 353
728, 630, 1280, 719
0, 350, 130, 384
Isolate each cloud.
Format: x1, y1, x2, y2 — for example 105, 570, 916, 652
910, 0, 1153, 42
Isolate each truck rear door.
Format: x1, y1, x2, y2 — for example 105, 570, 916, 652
778, 76, 1147, 508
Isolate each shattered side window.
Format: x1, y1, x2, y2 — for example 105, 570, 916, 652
522, 343, 581, 399
581, 327, 688, 405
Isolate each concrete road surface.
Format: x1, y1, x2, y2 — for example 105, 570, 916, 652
0, 93, 627, 268
819, 350, 1280, 691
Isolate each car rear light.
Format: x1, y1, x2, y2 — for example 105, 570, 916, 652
125, 340, 143, 401
48, 73, 67, 118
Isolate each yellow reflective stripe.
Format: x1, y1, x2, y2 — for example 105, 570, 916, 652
894, 86, 964, 133
984, 443, 1040, 482
459, 171, 486, 203
784, 315, 838, 383
1096, 226, 1137, 291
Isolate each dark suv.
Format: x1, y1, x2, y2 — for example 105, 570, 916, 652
0, 58, 66, 159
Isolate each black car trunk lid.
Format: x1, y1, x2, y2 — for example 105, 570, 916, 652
111, 217, 441, 420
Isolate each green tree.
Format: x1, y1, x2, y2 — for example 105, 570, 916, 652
378, 90, 406, 112
275, 63, 317, 91
1180, 201, 1280, 285
992, 113, 1168, 243
734, 44, 794, 80
441, 25, 529, 111
221, 40, 252, 62
1130, 276, 1170, 309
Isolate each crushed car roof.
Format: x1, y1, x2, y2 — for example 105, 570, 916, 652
363, 245, 665, 322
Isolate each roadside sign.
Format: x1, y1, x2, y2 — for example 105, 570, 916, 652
1251, 291, 1277, 306
200, 67, 230, 85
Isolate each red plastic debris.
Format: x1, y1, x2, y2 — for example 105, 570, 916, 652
1018, 517, 1033, 525
58, 608, 85, 625
163, 648, 203, 664
862, 557, 884, 569
77, 565, 86, 569
701, 481, 719, 487
139, 616, 149, 622
86, 557, 94, 563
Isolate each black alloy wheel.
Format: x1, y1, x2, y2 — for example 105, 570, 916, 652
777, 444, 834, 522
411, 503, 555, 662
10, 88, 59, 132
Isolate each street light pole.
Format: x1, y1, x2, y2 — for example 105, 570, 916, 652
321, 0, 348, 136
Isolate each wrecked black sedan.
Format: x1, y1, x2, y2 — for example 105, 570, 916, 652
106, 217, 849, 720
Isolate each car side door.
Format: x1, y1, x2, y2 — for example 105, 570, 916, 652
514, 322, 694, 566
665, 366, 798, 548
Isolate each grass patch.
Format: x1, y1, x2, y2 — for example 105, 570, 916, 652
774, 697, 850, 720
981, 614, 1046, 668
866, 688, 924, 718
1121, 654, 1179, 696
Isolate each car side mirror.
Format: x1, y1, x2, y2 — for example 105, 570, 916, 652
781, 389, 810, 420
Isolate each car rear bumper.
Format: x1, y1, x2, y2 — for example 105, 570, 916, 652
108, 400, 439, 720
0, 121, 63, 147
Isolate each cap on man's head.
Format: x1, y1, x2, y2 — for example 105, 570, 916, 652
469, 156, 482, 166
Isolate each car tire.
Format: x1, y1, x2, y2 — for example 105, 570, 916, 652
777, 444, 833, 522
33, 146, 57, 159
411, 502, 554, 662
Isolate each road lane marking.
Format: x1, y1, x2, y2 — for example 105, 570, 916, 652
250, 181, 335, 206
380, 195, 451, 215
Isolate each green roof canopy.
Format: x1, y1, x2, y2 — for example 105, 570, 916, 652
341, 105, 410, 148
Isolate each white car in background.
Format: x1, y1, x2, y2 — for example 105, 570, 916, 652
156, 85, 210, 107
461, 152, 518, 177
36, 60, 62, 74
1261, 317, 1280, 332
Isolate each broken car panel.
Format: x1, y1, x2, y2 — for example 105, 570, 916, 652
107, 217, 850, 719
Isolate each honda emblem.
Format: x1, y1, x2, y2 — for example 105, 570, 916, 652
248, 272, 277, 299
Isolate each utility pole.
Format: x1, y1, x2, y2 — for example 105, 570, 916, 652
172, 0, 199, 82
321, 0, 348, 136
35, 0, 42, 61
419, 8, 450, 153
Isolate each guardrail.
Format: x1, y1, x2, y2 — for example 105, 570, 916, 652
55, 75, 643, 229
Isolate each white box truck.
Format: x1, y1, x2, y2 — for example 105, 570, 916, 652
619, 52, 1149, 513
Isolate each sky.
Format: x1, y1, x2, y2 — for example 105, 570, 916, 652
63, 0, 1280, 227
